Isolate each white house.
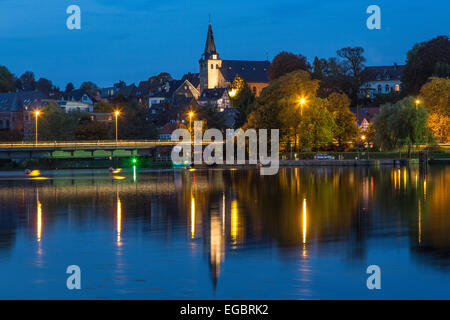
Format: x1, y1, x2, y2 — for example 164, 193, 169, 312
359, 64, 404, 99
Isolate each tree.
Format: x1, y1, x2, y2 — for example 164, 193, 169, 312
94, 101, 114, 113
148, 72, 173, 84
75, 121, 110, 140
268, 52, 310, 81
38, 103, 80, 141
230, 75, 255, 128
65, 82, 74, 93
373, 97, 430, 150
80, 81, 99, 98
401, 35, 450, 96
0, 66, 15, 92
327, 92, 357, 148
20, 71, 36, 90
420, 77, 450, 143
118, 102, 158, 139
297, 98, 335, 151
245, 70, 321, 150
36, 78, 53, 95
336, 47, 366, 104
336, 47, 366, 79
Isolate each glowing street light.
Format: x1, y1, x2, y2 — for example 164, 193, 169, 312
361, 135, 366, 141
299, 98, 306, 116
114, 111, 120, 143
189, 112, 194, 131
35, 110, 41, 145
415, 99, 421, 109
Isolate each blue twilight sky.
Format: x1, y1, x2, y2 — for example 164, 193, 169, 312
0, 0, 448, 89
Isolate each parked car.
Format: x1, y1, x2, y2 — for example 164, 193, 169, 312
314, 153, 335, 160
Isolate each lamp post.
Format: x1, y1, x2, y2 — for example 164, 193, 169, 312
189, 112, 194, 131
35, 111, 40, 145
361, 135, 367, 160
300, 98, 305, 116
114, 111, 120, 144
415, 99, 421, 151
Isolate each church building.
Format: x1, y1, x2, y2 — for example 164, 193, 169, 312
199, 22, 270, 97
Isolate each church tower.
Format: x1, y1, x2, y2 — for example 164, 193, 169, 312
199, 20, 223, 93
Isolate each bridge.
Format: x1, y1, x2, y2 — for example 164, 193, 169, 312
0, 140, 192, 160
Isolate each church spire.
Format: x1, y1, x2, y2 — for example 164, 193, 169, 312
204, 19, 218, 58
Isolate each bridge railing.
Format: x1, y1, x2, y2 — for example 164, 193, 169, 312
0, 140, 219, 149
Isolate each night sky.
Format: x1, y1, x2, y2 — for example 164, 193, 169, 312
0, 0, 448, 88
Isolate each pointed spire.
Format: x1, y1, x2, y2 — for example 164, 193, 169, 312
204, 19, 218, 58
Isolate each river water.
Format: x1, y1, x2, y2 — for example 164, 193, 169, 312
0, 166, 449, 299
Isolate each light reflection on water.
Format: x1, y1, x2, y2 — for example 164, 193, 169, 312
0, 166, 449, 299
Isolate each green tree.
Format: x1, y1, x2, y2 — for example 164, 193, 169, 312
401, 35, 450, 96
65, 82, 74, 93
80, 81, 99, 98
336, 47, 366, 104
420, 77, 450, 143
75, 121, 110, 140
36, 78, 53, 95
373, 97, 430, 150
245, 70, 321, 150
268, 52, 310, 81
230, 75, 255, 128
327, 92, 357, 148
0, 66, 15, 92
118, 102, 158, 139
95, 101, 114, 113
38, 103, 80, 141
298, 98, 335, 151
20, 71, 36, 90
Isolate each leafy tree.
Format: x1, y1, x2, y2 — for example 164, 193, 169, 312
20, 71, 36, 90
336, 47, 366, 104
268, 52, 310, 81
230, 75, 255, 128
401, 35, 450, 96
36, 78, 52, 95
298, 98, 335, 151
245, 70, 321, 149
373, 97, 430, 150
336, 47, 366, 79
65, 82, 74, 93
0, 66, 15, 92
327, 92, 357, 148
148, 72, 173, 84
420, 77, 450, 143
95, 101, 114, 113
118, 102, 158, 139
75, 121, 110, 140
80, 81, 99, 98
38, 103, 79, 141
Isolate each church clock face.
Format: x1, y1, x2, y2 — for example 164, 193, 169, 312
212, 54, 217, 59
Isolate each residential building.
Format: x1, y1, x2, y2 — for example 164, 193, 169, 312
359, 64, 404, 99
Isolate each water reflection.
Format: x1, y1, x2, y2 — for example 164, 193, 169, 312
0, 166, 449, 298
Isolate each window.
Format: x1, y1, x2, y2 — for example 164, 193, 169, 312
385, 85, 390, 93
377, 85, 382, 94
216, 64, 219, 69
395, 84, 400, 92
211, 64, 214, 69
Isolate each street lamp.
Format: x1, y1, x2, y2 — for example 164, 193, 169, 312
189, 112, 194, 131
299, 98, 306, 116
114, 111, 120, 143
35, 111, 40, 145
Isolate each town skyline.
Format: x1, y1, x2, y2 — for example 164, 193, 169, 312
1, 0, 448, 88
